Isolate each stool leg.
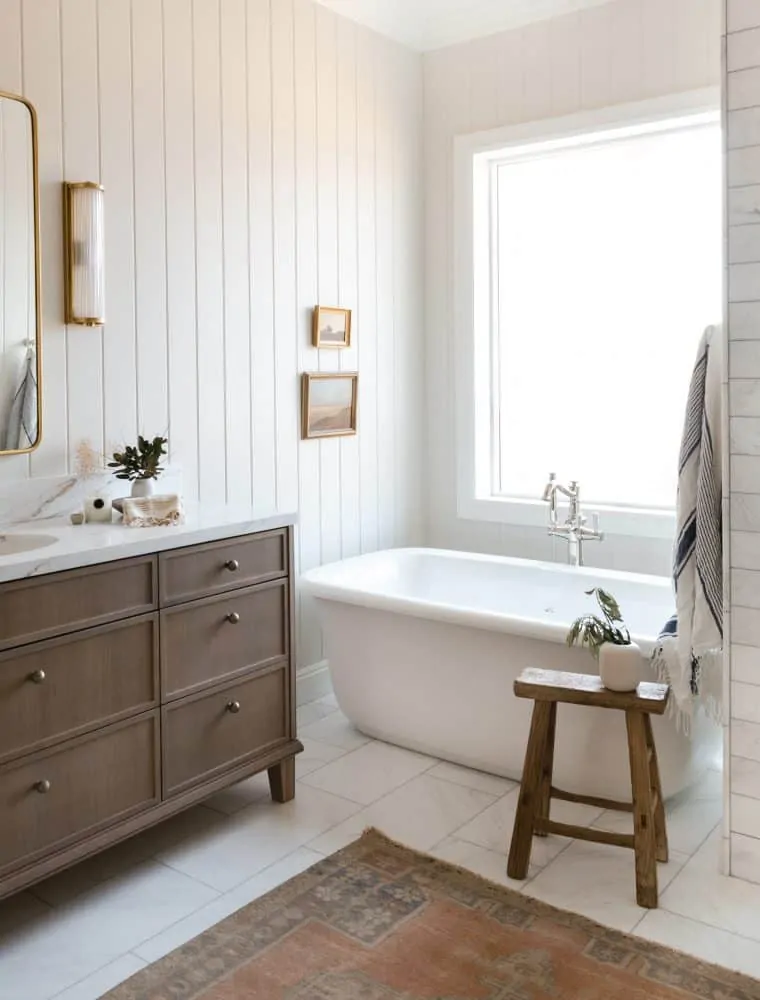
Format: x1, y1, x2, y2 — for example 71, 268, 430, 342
626, 710, 658, 908
535, 702, 557, 838
644, 715, 669, 863
508, 701, 553, 879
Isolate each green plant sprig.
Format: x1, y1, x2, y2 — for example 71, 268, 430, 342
566, 587, 631, 659
108, 435, 168, 482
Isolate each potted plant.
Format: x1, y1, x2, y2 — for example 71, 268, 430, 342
108, 435, 168, 498
566, 587, 641, 692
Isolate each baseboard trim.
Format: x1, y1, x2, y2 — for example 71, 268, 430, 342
296, 660, 332, 706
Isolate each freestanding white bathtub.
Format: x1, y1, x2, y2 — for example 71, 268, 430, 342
301, 548, 720, 800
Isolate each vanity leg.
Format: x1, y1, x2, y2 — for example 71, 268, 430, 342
268, 757, 296, 803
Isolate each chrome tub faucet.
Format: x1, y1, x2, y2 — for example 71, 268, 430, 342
542, 474, 603, 567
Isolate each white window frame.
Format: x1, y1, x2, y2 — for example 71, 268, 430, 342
453, 87, 721, 540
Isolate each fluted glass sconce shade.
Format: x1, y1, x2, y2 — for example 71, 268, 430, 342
63, 182, 105, 326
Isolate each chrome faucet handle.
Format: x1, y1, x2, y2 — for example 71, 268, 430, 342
542, 473, 557, 502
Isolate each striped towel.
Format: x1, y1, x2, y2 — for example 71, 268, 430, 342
652, 325, 723, 727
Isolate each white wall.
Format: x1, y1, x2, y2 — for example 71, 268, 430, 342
0, 0, 424, 672
424, 0, 722, 576
725, 0, 760, 880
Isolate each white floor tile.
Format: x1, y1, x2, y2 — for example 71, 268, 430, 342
50, 954, 147, 1000
203, 772, 271, 816
635, 909, 760, 980
525, 839, 685, 932
296, 700, 337, 728
295, 737, 349, 778
659, 831, 760, 940
134, 847, 323, 964
0, 862, 217, 1000
33, 806, 224, 907
300, 740, 435, 804
308, 774, 497, 855
453, 789, 603, 870
430, 837, 539, 889
0, 733, 743, 995
156, 784, 360, 892
299, 710, 371, 750
426, 761, 518, 798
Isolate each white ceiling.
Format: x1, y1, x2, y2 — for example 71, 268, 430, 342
315, 0, 613, 52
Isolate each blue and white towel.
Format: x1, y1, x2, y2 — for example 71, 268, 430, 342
652, 325, 723, 727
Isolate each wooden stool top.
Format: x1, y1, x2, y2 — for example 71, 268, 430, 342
514, 668, 670, 715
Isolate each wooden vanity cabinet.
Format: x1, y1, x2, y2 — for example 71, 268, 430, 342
0, 525, 301, 900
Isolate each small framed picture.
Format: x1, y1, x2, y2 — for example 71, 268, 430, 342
312, 305, 352, 349
301, 372, 358, 439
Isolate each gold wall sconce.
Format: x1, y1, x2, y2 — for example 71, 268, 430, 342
63, 182, 105, 326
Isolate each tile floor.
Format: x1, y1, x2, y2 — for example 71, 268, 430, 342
0, 695, 757, 999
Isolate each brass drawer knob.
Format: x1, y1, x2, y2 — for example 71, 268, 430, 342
226, 700, 241, 714
225, 559, 240, 572
226, 612, 241, 625
34, 780, 51, 794
29, 669, 46, 684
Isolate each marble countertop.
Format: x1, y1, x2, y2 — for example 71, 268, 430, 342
0, 505, 297, 583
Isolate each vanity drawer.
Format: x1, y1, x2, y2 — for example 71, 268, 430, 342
0, 615, 158, 764
0, 712, 159, 876
160, 580, 288, 699
0, 556, 157, 650
158, 530, 288, 605
163, 668, 287, 797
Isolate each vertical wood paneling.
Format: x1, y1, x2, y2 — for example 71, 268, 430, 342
271, 0, 299, 515
375, 36, 396, 549
294, 0, 322, 669
61, 0, 103, 468
315, 5, 342, 565
9, 0, 424, 672
247, 0, 276, 515
132, 0, 168, 442
356, 27, 379, 553
220, 0, 252, 503
192, 0, 225, 502
337, 14, 361, 558
99, 0, 138, 456
23, 0, 68, 478
163, 0, 198, 496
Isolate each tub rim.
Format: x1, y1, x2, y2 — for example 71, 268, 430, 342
300, 547, 672, 654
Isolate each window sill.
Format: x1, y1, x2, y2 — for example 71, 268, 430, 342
458, 494, 676, 540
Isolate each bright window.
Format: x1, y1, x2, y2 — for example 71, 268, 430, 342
480, 114, 722, 513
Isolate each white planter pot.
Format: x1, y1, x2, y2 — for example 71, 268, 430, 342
599, 641, 641, 692
130, 478, 155, 498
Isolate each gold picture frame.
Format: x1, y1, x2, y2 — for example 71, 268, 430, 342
301, 372, 358, 440
312, 305, 352, 349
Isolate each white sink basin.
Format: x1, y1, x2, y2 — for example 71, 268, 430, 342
0, 533, 58, 555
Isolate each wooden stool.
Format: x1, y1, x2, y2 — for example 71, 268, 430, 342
507, 668, 670, 908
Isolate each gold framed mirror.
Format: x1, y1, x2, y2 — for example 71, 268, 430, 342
0, 90, 42, 454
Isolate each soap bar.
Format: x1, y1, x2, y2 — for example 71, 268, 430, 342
84, 496, 113, 523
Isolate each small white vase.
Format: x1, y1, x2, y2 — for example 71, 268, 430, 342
130, 478, 155, 498
598, 641, 641, 692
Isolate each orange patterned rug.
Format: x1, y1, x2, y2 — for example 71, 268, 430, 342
106, 829, 757, 999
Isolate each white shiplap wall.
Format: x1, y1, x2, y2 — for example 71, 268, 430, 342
0, 0, 424, 672
423, 0, 722, 577
726, 0, 760, 881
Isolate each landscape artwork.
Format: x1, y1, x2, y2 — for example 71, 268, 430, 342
302, 372, 358, 439
312, 305, 352, 348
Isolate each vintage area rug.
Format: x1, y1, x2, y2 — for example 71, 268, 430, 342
106, 829, 757, 999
